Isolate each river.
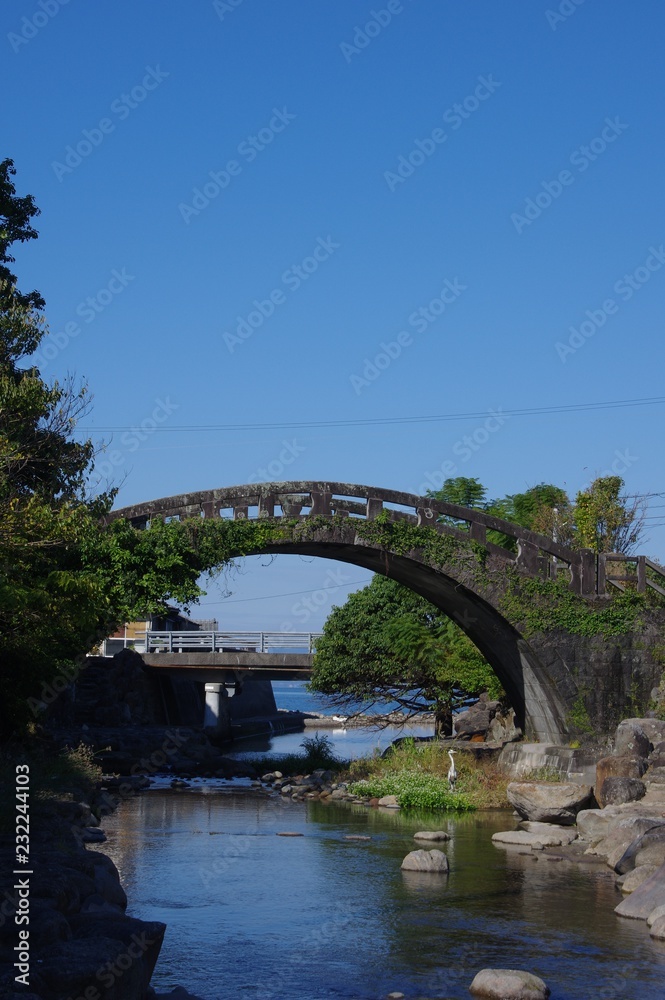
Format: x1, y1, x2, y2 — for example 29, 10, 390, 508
101, 788, 665, 999
227, 680, 434, 760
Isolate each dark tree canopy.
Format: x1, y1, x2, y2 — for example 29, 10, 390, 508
309, 575, 502, 735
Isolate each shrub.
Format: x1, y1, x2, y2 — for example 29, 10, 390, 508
349, 770, 474, 811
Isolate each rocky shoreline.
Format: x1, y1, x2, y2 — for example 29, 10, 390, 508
0, 770, 178, 1000
4, 715, 665, 999
0, 726, 264, 1000
490, 717, 665, 944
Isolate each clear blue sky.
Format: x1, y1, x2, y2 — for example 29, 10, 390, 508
4, 0, 665, 629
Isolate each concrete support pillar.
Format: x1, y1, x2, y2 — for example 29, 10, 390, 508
204, 683, 232, 740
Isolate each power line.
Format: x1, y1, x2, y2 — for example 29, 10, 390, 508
196, 578, 371, 605
77, 394, 665, 434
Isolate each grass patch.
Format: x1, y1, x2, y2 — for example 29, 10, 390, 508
349, 770, 474, 811
0, 740, 103, 834
344, 739, 509, 811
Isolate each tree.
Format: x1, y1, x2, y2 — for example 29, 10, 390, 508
427, 476, 487, 509
485, 483, 574, 550
0, 164, 210, 738
573, 476, 645, 554
309, 575, 501, 735
427, 476, 644, 556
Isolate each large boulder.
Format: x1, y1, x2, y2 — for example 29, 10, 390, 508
67, 914, 166, 993
400, 849, 449, 872
614, 822, 665, 874
378, 794, 400, 808
506, 782, 593, 825
647, 903, 665, 927
576, 808, 614, 843
614, 720, 652, 758
455, 695, 501, 738
38, 937, 145, 1000
595, 755, 647, 806
600, 776, 646, 806
621, 718, 665, 748
615, 862, 665, 919
469, 968, 550, 999
587, 816, 665, 866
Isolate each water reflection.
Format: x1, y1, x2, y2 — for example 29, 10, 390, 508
99, 790, 665, 1000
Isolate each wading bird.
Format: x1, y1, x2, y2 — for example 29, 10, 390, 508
447, 749, 458, 791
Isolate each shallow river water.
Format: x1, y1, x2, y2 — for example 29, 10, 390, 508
100, 787, 665, 1000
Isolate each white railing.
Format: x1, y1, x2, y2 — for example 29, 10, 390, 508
143, 630, 322, 654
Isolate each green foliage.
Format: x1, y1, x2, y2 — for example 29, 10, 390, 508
349, 770, 474, 811
566, 693, 594, 734
299, 733, 340, 770
574, 476, 645, 554
309, 575, 501, 733
345, 737, 508, 808
487, 484, 573, 551
0, 167, 236, 738
0, 741, 103, 832
499, 574, 647, 638
426, 475, 646, 558
243, 733, 347, 776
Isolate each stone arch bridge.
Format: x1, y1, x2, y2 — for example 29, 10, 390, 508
112, 482, 665, 744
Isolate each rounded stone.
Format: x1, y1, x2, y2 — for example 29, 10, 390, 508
615, 720, 651, 758
400, 849, 449, 873
600, 776, 646, 806
413, 830, 451, 842
469, 968, 550, 999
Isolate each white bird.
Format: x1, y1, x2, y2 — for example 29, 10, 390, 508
447, 749, 458, 791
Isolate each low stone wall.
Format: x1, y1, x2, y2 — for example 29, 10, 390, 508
498, 742, 601, 785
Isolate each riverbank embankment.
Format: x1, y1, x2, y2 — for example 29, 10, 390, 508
0, 740, 172, 999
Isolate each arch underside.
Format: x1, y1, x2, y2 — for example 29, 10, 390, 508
111, 481, 581, 743
234, 533, 572, 743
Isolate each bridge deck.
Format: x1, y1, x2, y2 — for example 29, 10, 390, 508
142, 651, 313, 682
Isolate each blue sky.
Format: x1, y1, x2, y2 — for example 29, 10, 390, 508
4, 0, 665, 629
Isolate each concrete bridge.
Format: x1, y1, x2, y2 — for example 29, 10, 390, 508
112, 481, 665, 744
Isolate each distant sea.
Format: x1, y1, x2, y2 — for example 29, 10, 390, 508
224, 680, 434, 759
271, 680, 407, 716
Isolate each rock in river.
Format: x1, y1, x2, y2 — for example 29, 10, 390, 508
469, 968, 550, 999
400, 849, 449, 873
413, 830, 451, 842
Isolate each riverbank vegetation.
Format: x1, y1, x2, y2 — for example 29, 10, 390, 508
247, 734, 510, 812
344, 739, 509, 810
0, 740, 102, 833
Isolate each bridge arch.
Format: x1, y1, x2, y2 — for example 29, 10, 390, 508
112, 481, 600, 743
